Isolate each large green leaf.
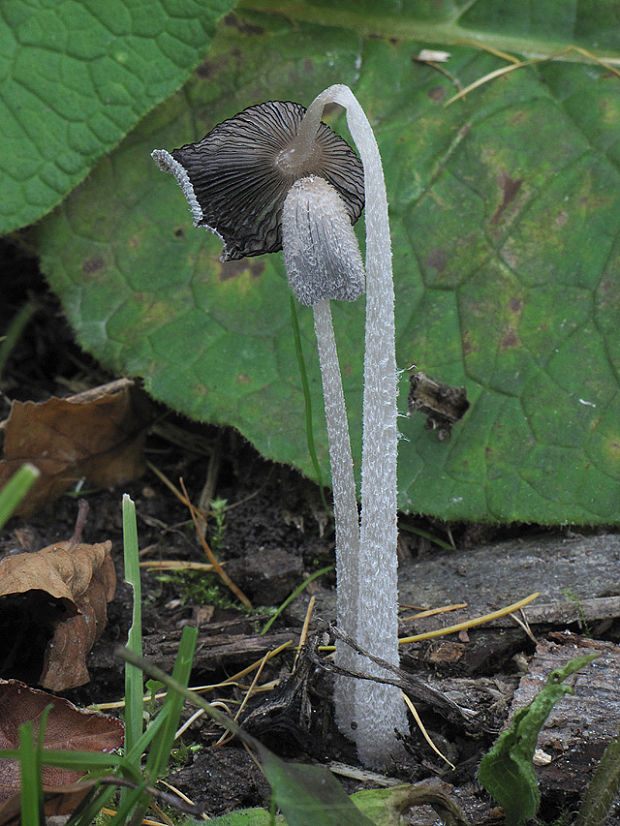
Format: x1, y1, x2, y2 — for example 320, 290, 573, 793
36, 2, 620, 523
241, 0, 620, 57
0, 0, 236, 235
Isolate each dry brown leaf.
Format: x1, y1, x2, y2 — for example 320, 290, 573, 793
0, 778, 100, 826
0, 679, 123, 818
0, 541, 116, 690
0, 378, 151, 516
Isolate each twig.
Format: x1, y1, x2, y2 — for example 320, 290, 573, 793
446, 45, 620, 106
398, 592, 539, 643
317, 627, 478, 730
98, 776, 204, 816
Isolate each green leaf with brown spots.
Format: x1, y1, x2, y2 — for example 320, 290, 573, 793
0, 0, 236, 235
36, 2, 620, 523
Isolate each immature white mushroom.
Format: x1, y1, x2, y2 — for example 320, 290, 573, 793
152, 86, 407, 768
282, 175, 364, 305
291, 85, 408, 766
281, 174, 365, 696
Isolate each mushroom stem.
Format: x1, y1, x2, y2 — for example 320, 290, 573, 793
152, 85, 406, 767
281, 175, 365, 735
301, 85, 408, 766
312, 299, 361, 692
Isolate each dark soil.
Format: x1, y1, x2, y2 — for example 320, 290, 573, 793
1, 237, 619, 824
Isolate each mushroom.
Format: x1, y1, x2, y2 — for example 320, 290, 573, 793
151, 100, 364, 261
281, 174, 364, 723
298, 85, 408, 766
152, 85, 407, 767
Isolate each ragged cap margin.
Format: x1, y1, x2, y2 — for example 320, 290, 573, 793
151, 149, 225, 247
151, 100, 364, 261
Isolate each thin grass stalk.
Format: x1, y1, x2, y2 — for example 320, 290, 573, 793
18, 722, 43, 826
260, 564, 333, 636
0, 299, 38, 379
289, 294, 329, 512
0, 464, 39, 529
145, 625, 198, 782
121, 493, 144, 813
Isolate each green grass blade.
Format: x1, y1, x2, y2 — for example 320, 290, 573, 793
260, 565, 333, 635
18, 721, 43, 826
37, 750, 140, 782
122, 493, 143, 754
575, 726, 620, 826
0, 300, 38, 379
289, 295, 328, 513
145, 624, 198, 782
121, 492, 146, 817
0, 464, 40, 529
0, 748, 120, 770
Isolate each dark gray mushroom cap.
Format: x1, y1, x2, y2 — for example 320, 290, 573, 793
152, 101, 364, 261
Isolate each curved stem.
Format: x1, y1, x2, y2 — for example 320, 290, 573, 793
303, 85, 408, 766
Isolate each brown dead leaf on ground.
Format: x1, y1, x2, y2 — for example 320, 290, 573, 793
0, 540, 116, 690
0, 679, 123, 819
0, 378, 152, 516
0, 779, 100, 826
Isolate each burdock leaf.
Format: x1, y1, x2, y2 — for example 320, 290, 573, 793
0, 0, 236, 234
36, 2, 620, 523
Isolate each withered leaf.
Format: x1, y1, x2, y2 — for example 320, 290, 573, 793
408, 368, 470, 441
0, 541, 116, 691
0, 378, 151, 517
0, 778, 100, 826
0, 679, 123, 818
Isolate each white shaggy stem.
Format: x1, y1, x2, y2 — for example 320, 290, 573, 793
282, 177, 364, 736
312, 299, 361, 724
303, 85, 408, 766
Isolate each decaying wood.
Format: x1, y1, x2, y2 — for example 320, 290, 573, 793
325, 625, 482, 732
506, 634, 620, 795
410, 628, 527, 675
239, 639, 315, 747
287, 533, 620, 636
89, 614, 298, 681
490, 595, 620, 628
141, 628, 297, 674
430, 674, 519, 728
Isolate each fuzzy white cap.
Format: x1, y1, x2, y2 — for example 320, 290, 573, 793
282, 176, 365, 306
